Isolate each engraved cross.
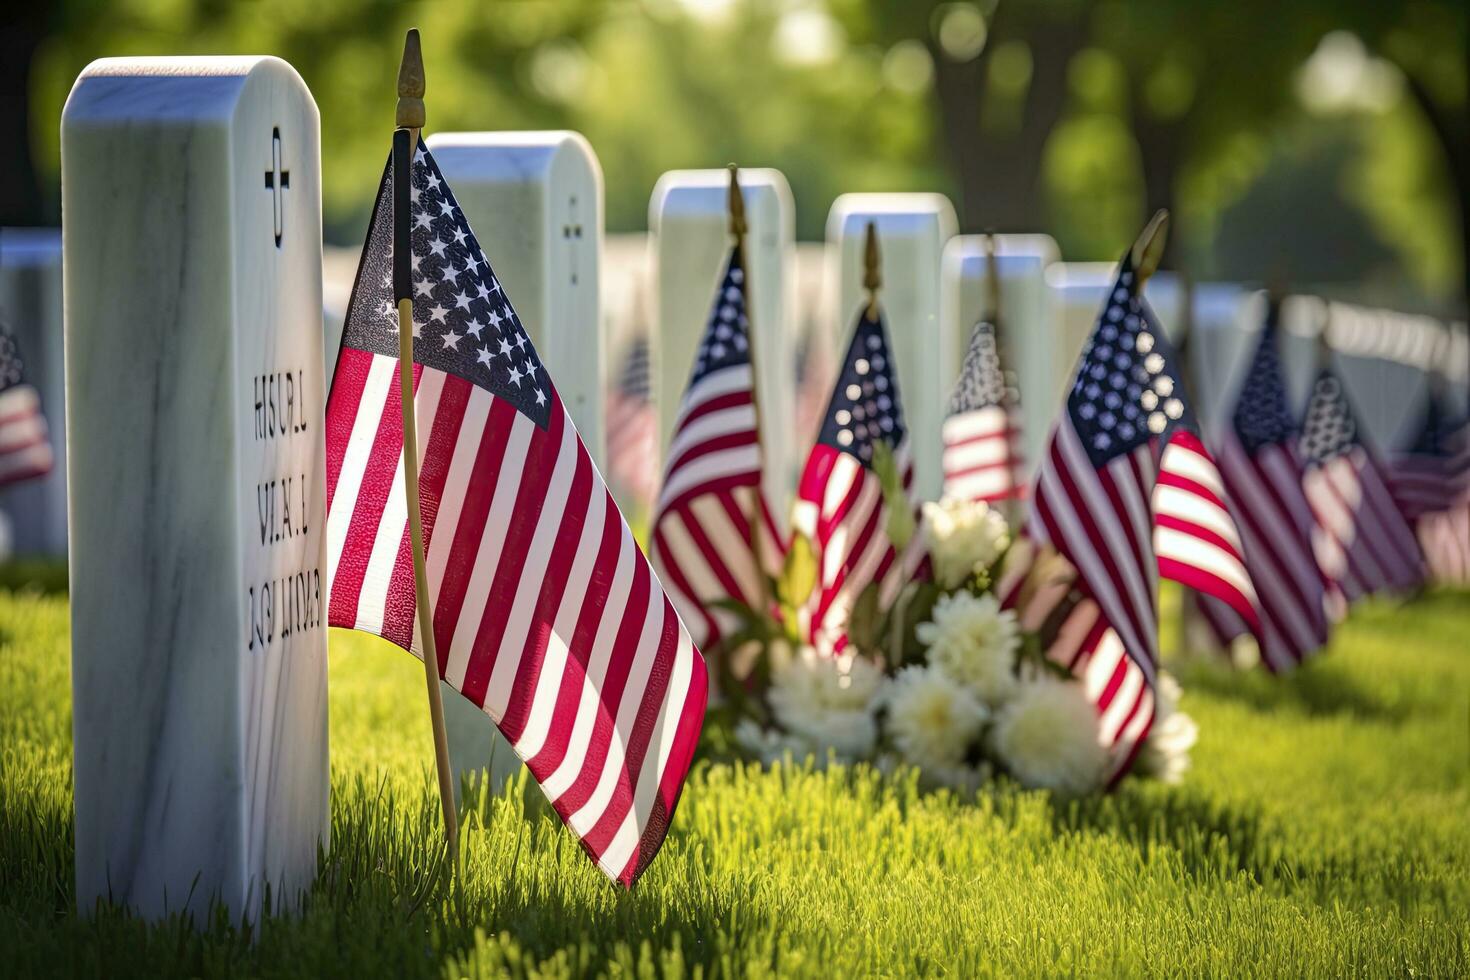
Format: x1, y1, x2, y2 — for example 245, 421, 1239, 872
264, 127, 290, 248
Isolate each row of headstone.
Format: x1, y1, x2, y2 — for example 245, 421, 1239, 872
48, 51, 1467, 925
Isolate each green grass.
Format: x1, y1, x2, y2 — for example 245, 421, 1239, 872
2, 572, 1468, 978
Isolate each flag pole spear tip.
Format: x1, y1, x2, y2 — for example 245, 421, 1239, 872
397, 28, 426, 129
863, 221, 881, 318
1130, 208, 1169, 287
726, 164, 746, 241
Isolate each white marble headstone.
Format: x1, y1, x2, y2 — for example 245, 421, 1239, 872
62, 56, 329, 921
0, 228, 68, 556
940, 233, 1059, 481
422, 131, 605, 802
649, 169, 797, 515
826, 194, 957, 501
424, 132, 604, 461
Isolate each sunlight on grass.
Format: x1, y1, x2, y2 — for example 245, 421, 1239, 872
2, 582, 1467, 977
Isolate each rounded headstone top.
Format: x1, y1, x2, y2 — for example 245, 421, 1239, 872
64, 56, 314, 125
943, 233, 1061, 271
648, 168, 793, 230
425, 131, 602, 187
826, 193, 958, 243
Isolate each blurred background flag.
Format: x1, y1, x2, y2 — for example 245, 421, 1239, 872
1196, 302, 1332, 671
1384, 382, 1470, 522
650, 239, 784, 652
0, 326, 54, 488
791, 233, 927, 658
791, 307, 918, 656
1299, 367, 1424, 600
942, 318, 1024, 505
324, 139, 706, 886
1384, 381, 1470, 584
942, 236, 1023, 506
605, 334, 659, 513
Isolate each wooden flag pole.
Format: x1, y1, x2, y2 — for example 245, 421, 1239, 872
394, 27, 459, 865
982, 231, 1000, 325
863, 221, 881, 320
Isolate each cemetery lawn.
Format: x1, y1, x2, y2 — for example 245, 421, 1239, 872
2, 577, 1468, 978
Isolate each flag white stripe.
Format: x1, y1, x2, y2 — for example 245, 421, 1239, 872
1161, 439, 1226, 499
1038, 431, 1151, 678
326, 355, 398, 590
687, 493, 762, 603
515, 483, 610, 760
354, 370, 446, 635
943, 436, 1013, 473
942, 405, 1010, 444
1154, 483, 1246, 555
444, 412, 536, 689
423, 387, 494, 637
661, 403, 757, 480
657, 444, 761, 508
565, 579, 666, 830
538, 521, 638, 800
667, 363, 751, 434
482, 416, 581, 721
1155, 526, 1258, 601
598, 626, 697, 879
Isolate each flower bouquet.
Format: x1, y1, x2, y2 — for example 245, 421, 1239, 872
713, 457, 1196, 797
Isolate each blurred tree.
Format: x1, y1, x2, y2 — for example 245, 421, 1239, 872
1353, 1, 1468, 308
833, 0, 1091, 233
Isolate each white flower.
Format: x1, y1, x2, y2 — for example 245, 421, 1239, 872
882, 664, 989, 770
915, 592, 1020, 704
767, 647, 883, 761
1135, 672, 1198, 784
989, 671, 1108, 797
922, 496, 1010, 589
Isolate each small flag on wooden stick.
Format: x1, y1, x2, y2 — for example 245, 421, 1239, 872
650, 165, 785, 655
942, 235, 1024, 506
1022, 212, 1260, 778
324, 30, 708, 886
1196, 298, 1332, 672
792, 223, 926, 656
1299, 360, 1424, 600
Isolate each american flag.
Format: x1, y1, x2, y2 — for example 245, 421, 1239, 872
325, 139, 706, 887
1298, 367, 1423, 601
1385, 387, 1470, 521
604, 335, 659, 514
1026, 250, 1259, 776
0, 327, 54, 488
1196, 306, 1331, 671
1416, 505, 1470, 584
792, 306, 926, 656
942, 317, 1023, 504
1384, 386, 1469, 584
649, 244, 784, 652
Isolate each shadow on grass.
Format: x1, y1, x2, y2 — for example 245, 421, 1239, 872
1173, 655, 1410, 724
0, 769, 756, 979
1047, 786, 1280, 888
1043, 782, 1454, 917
